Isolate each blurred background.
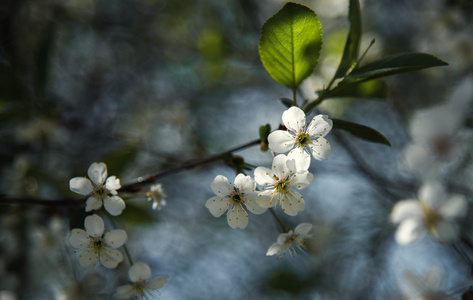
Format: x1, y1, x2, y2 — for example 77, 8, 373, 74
0, 0, 472, 299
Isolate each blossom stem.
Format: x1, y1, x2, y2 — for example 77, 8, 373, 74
107, 215, 134, 266
269, 208, 286, 232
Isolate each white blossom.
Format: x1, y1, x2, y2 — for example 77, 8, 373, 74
266, 223, 313, 257
390, 182, 467, 245
254, 153, 313, 216
69, 214, 127, 268
205, 174, 267, 229
69, 162, 126, 216
114, 262, 168, 299
147, 183, 167, 210
268, 106, 332, 164
399, 267, 453, 300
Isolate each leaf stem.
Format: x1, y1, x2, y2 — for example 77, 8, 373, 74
269, 208, 286, 232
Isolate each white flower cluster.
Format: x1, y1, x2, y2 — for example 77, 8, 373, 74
206, 106, 333, 256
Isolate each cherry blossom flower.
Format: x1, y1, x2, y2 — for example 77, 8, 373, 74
254, 153, 314, 216
266, 223, 313, 257
69, 162, 126, 216
268, 106, 332, 164
114, 262, 169, 299
69, 214, 127, 268
147, 183, 167, 210
390, 182, 467, 245
205, 174, 267, 229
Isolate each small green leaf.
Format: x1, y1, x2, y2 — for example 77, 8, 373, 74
259, 2, 323, 89
347, 52, 448, 82
259, 123, 271, 151
279, 97, 293, 108
334, 0, 362, 78
328, 79, 387, 99
332, 118, 391, 146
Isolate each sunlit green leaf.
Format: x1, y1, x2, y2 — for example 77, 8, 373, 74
347, 52, 448, 82
332, 118, 391, 146
259, 2, 323, 89
334, 0, 362, 78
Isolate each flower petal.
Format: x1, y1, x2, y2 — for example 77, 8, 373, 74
419, 181, 446, 208
87, 162, 108, 186
69, 177, 94, 195
254, 167, 273, 186
282, 106, 306, 133
69, 229, 90, 249
129, 262, 151, 282
104, 229, 127, 248
234, 174, 255, 193
390, 199, 422, 224
205, 196, 230, 217
308, 138, 331, 161
85, 195, 102, 212
266, 242, 285, 256
78, 249, 99, 268
306, 114, 332, 138
210, 175, 232, 197
433, 220, 458, 242
268, 130, 295, 153
114, 285, 136, 299
147, 275, 169, 290
280, 190, 305, 216
272, 154, 289, 179
103, 195, 126, 216
287, 148, 310, 171
256, 190, 278, 208
84, 214, 105, 237
100, 247, 123, 269
105, 176, 121, 193
289, 171, 313, 190
243, 193, 267, 215
439, 194, 467, 219
395, 219, 425, 245
294, 223, 313, 235
227, 205, 249, 229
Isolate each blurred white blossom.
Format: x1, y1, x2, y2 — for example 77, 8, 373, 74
69, 214, 127, 268
69, 162, 126, 216
390, 182, 467, 245
399, 266, 453, 300
205, 174, 267, 229
114, 262, 168, 299
266, 223, 313, 257
147, 183, 167, 210
255, 153, 314, 216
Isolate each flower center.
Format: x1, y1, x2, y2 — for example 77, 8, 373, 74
274, 178, 290, 194
93, 185, 109, 198
294, 132, 310, 148
421, 204, 442, 234
131, 281, 147, 296
91, 237, 105, 251
229, 188, 245, 205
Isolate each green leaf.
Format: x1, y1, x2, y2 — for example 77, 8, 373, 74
334, 0, 362, 78
259, 2, 323, 89
328, 79, 387, 99
332, 118, 391, 146
347, 52, 448, 82
278, 97, 293, 108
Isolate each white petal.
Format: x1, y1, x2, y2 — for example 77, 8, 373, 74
403, 144, 432, 173
254, 167, 273, 186
295, 223, 313, 235
287, 148, 310, 171
256, 190, 278, 208
433, 220, 458, 242
306, 114, 332, 138
419, 181, 446, 208
104, 229, 127, 248
282, 106, 306, 133
100, 247, 123, 269
84, 214, 104, 237
308, 138, 331, 161
227, 205, 249, 229
104, 195, 126, 216
69, 229, 90, 249
243, 193, 267, 215
289, 171, 313, 190
114, 285, 136, 299
280, 190, 305, 216
87, 162, 108, 186
395, 219, 425, 245
78, 249, 99, 268
205, 196, 230, 217
85, 196, 102, 212
439, 194, 467, 219
147, 275, 169, 290
390, 200, 422, 224
128, 262, 151, 282
69, 177, 94, 195
272, 154, 290, 179
268, 130, 295, 153
105, 176, 121, 193
210, 175, 232, 197
234, 174, 255, 193
277, 231, 292, 245
266, 242, 285, 256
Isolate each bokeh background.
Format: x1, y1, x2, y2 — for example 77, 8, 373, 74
1, 0, 473, 299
